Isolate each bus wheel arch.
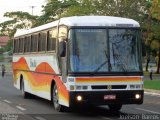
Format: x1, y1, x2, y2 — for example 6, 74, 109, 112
51, 79, 66, 112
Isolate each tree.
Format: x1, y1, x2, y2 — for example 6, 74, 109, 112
150, 0, 160, 73
3, 39, 13, 55
4, 11, 38, 28
141, 1, 153, 72
62, 0, 97, 17
0, 11, 38, 37
40, 0, 79, 23
0, 19, 17, 37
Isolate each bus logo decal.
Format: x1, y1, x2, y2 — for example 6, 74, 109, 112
107, 85, 112, 90
30, 59, 37, 67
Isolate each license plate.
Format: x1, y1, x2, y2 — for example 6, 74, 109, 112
104, 95, 116, 100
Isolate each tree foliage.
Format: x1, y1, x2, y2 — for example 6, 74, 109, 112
0, 0, 151, 37
149, 0, 160, 73
0, 11, 38, 37
40, 0, 79, 23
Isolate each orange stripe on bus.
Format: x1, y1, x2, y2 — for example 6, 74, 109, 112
76, 77, 141, 83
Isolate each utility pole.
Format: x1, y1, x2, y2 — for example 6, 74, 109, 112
29, 6, 36, 15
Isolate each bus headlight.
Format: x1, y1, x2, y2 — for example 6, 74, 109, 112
76, 95, 83, 101
135, 94, 141, 99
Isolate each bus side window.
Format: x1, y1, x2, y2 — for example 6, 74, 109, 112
16, 38, 19, 53
19, 38, 21, 53
31, 35, 33, 52
31, 34, 38, 52
58, 26, 68, 57
19, 38, 24, 53
27, 36, 31, 52
47, 29, 57, 51
35, 34, 38, 52
13, 39, 16, 53
39, 32, 47, 52
22, 38, 24, 53
24, 36, 31, 53
24, 37, 27, 53
58, 26, 67, 38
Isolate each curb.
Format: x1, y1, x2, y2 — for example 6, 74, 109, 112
144, 89, 160, 94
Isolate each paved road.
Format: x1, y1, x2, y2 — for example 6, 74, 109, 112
0, 75, 160, 120
143, 74, 160, 80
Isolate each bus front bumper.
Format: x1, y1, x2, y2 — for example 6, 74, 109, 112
69, 90, 144, 107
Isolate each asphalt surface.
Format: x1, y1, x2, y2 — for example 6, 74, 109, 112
143, 74, 160, 80
0, 74, 160, 120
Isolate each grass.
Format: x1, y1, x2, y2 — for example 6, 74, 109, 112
144, 80, 160, 90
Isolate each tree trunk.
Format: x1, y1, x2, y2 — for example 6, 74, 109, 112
145, 45, 151, 71
146, 59, 150, 71
156, 45, 160, 73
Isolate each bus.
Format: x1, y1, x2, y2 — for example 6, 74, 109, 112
12, 16, 143, 112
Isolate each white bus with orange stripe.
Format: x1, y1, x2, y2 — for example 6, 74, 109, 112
13, 16, 143, 112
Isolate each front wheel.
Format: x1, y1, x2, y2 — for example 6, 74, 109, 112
52, 85, 66, 112
108, 104, 122, 111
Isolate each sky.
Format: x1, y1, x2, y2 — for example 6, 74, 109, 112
0, 0, 45, 23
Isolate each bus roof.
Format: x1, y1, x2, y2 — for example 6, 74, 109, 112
60, 16, 140, 27
14, 16, 140, 37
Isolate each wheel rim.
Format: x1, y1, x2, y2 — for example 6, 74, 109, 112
21, 81, 24, 96
53, 86, 59, 109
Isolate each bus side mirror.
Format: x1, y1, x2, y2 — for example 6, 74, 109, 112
59, 39, 66, 57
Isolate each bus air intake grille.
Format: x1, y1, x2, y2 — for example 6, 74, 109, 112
91, 85, 127, 90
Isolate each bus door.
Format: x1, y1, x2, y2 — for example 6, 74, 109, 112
58, 26, 68, 83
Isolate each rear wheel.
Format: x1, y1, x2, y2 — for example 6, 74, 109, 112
21, 80, 30, 99
52, 84, 66, 112
108, 104, 122, 111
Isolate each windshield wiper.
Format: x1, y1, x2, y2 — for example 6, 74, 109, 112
93, 60, 108, 73
92, 50, 109, 74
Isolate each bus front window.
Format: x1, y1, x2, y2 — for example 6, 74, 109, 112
69, 29, 108, 72
109, 29, 142, 72
69, 28, 142, 73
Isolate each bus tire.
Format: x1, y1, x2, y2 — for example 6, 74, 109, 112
52, 84, 66, 112
108, 104, 122, 111
21, 80, 30, 99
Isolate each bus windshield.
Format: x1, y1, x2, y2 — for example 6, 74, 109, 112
69, 28, 142, 73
